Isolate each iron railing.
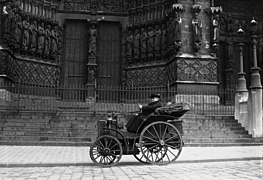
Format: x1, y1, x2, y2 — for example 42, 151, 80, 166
0, 83, 235, 115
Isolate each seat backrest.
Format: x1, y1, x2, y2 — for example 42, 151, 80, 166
136, 115, 176, 134
155, 102, 190, 118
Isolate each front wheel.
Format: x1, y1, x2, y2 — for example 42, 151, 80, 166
90, 135, 123, 167
139, 121, 183, 165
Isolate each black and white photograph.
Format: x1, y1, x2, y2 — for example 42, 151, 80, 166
0, 0, 262, 179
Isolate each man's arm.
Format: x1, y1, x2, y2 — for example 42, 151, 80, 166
141, 102, 162, 113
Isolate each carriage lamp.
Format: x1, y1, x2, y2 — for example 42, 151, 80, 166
250, 17, 258, 35
107, 114, 113, 121
107, 114, 113, 128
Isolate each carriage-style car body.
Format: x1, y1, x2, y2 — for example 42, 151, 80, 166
89, 103, 190, 167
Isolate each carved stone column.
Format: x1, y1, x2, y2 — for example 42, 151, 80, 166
85, 20, 98, 102
50, 3, 57, 21
225, 37, 235, 91
30, 0, 36, 16
0, 0, 5, 46
0, 0, 8, 84
172, 3, 184, 54
37, 0, 44, 17
43, 1, 50, 19
210, 6, 222, 57
191, 4, 202, 54
87, 20, 98, 86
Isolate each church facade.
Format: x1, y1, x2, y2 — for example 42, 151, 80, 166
0, 0, 262, 96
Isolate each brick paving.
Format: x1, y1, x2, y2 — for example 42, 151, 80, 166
0, 145, 262, 180
0, 160, 262, 180
0, 145, 262, 166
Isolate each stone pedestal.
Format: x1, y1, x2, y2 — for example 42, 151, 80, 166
248, 88, 262, 137
175, 54, 218, 90
234, 92, 248, 130
248, 66, 262, 137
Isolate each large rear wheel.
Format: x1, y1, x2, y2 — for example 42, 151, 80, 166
90, 135, 123, 167
139, 121, 183, 165
133, 146, 151, 164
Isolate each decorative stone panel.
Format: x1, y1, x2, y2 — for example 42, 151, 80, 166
9, 56, 60, 86
126, 65, 167, 87
64, 0, 128, 14
166, 60, 177, 85
177, 57, 217, 82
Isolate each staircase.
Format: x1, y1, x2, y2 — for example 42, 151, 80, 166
182, 114, 261, 146
0, 111, 99, 146
0, 110, 262, 146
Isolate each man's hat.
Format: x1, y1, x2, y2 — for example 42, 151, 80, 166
149, 93, 161, 98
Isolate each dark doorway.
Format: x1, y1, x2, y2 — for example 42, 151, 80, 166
62, 20, 89, 100
63, 20, 89, 86
97, 21, 121, 86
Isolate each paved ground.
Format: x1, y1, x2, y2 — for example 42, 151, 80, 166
0, 145, 262, 180
0, 145, 262, 166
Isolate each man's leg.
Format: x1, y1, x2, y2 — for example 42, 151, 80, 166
126, 116, 143, 133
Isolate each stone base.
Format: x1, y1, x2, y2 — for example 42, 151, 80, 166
174, 94, 220, 104
0, 89, 11, 102
176, 82, 218, 94
172, 82, 220, 114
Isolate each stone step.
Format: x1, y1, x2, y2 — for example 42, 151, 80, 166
183, 137, 255, 144
1, 122, 90, 128
183, 127, 239, 132
183, 121, 241, 126
182, 125, 241, 131
0, 135, 92, 142
0, 126, 96, 133
1, 117, 239, 124
0, 111, 255, 146
0, 130, 92, 137
182, 118, 238, 123
183, 133, 252, 138
0, 140, 92, 146
1, 123, 246, 133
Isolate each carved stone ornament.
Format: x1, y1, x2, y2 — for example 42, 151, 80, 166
87, 65, 97, 84
191, 4, 202, 53
210, 6, 222, 57
64, 0, 127, 14
210, 6, 222, 14
191, 4, 202, 14
172, 3, 184, 12
177, 58, 217, 82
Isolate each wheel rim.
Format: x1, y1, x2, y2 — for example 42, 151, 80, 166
139, 121, 182, 165
133, 146, 151, 164
90, 135, 123, 167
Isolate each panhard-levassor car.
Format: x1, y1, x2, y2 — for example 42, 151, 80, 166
89, 102, 190, 167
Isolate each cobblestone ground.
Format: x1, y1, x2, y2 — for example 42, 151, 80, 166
0, 160, 262, 180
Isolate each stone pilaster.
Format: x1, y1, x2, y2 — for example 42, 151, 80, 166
247, 18, 262, 137
86, 20, 98, 102
0, 0, 8, 84
234, 28, 249, 130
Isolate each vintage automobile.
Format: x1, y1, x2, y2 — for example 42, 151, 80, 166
89, 102, 190, 167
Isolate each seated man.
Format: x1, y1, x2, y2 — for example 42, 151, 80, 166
126, 93, 162, 133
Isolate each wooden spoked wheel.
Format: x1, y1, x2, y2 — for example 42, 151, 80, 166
90, 135, 123, 167
139, 121, 183, 165
133, 146, 150, 164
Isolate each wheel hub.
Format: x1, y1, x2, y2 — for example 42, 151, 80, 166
160, 140, 165, 146
100, 148, 111, 156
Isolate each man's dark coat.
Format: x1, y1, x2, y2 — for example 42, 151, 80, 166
126, 100, 162, 133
